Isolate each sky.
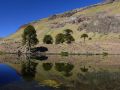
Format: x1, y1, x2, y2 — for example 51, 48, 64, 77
0, 0, 103, 37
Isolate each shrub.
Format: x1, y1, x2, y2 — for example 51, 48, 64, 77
89, 37, 92, 40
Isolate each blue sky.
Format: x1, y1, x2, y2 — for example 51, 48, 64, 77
0, 0, 103, 37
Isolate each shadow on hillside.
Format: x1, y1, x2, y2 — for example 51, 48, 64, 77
31, 46, 48, 53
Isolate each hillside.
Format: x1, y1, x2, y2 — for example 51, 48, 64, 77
7, 1, 120, 42
1, 0, 120, 54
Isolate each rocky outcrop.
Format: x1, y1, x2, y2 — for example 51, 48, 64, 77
78, 15, 120, 34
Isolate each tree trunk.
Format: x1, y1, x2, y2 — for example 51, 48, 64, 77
28, 39, 31, 54
84, 37, 86, 43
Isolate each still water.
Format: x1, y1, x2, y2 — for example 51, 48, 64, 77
0, 54, 120, 90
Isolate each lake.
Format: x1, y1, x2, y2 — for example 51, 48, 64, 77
0, 54, 120, 90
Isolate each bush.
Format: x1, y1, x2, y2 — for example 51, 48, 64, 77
81, 33, 88, 42
89, 37, 92, 40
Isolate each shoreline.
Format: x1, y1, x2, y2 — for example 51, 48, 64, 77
1, 52, 120, 56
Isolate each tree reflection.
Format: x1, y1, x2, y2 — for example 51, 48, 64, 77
55, 63, 74, 77
55, 63, 65, 72
21, 55, 38, 81
63, 63, 74, 77
30, 55, 48, 61
80, 66, 89, 73
42, 63, 53, 71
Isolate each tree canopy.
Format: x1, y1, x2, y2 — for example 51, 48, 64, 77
22, 25, 39, 52
55, 33, 65, 44
81, 33, 88, 42
43, 35, 53, 44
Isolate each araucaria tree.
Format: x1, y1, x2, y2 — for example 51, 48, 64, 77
55, 33, 65, 44
64, 29, 73, 35
81, 33, 88, 43
64, 29, 75, 44
22, 25, 39, 53
55, 29, 75, 44
43, 35, 53, 44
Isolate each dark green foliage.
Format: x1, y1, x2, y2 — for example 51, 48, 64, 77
22, 25, 39, 52
55, 63, 74, 77
81, 33, 89, 42
55, 33, 65, 44
55, 63, 65, 72
80, 66, 88, 72
64, 29, 75, 44
89, 37, 92, 40
64, 63, 74, 72
43, 35, 53, 44
21, 60, 38, 81
55, 29, 75, 44
63, 63, 74, 77
64, 29, 73, 35
65, 34, 75, 44
43, 63, 53, 71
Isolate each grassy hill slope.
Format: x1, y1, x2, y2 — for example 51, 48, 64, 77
1, 1, 120, 54
7, 1, 120, 43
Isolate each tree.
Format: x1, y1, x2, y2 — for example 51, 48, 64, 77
64, 29, 75, 44
22, 25, 39, 53
43, 35, 53, 44
65, 34, 75, 44
64, 29, 73, 35
55, 33, 65, 44
81, 33, 88, 42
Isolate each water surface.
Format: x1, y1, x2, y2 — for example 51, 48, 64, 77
0, 55, 120, 90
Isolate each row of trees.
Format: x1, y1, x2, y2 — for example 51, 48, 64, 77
43, 29, 75, 44
22, 25, 89, 52
43, 31, 89, 44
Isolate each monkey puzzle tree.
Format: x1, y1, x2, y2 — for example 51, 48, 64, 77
22, 25, 39, 53
81, 33, 88, 43
55, 33, 65, 44
64, 29, 75, 44
64, 29, 73, 35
